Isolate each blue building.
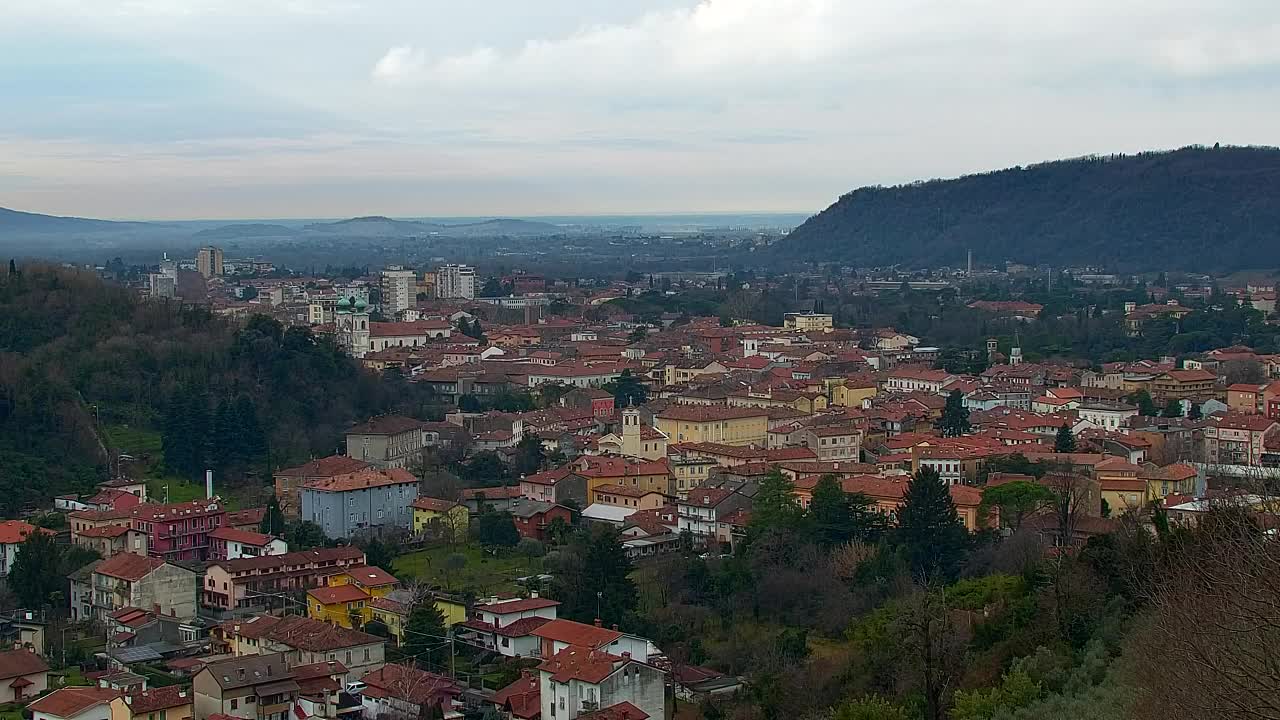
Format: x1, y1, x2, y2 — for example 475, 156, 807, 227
300, 467, 419, 540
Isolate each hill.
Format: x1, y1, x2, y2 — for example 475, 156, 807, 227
0, 207, 154, 233
304, 216, 562, 238
777, 146, 1280, 271
192, 223, 299, 240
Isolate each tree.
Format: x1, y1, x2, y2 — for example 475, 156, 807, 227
10, 531, 65, 609
979, 481, 1054, 532
362, 537, 396, 570
938, 389, 971, 437
285, 520, 328, 549
441, 553, 467, 590
475, 512, 520, 548
892, 589, 969, 720
481, 277, 504, 297
895, 467, 968, 582
807, 475, 885, 546
7, 259, 15, 276
749, 470, 804, 536
260, 496, 286, 536
402, 601, 448, 669
832, 697, 910, 720
607, 370, 648, 407
1127, 389, 1158, 417
553, 527, 638, 627
1187, 401, 1203, 420
1043, 469, 1095, 549
1162, 398, 1184, 418
512, 436, 546, 477
1054, 423, 1077, 453
628, 326, 649, 343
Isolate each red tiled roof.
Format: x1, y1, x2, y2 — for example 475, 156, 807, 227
216, 546, 365, 574
368, 597, 408, 615
28, 687, 121, 717
308, 585, 370, 604
209, 527, 276, 546
0, 520, 55, 544
537, 645, 624, 684
478, 597, 561, 614
343, 566, 399, 587
0, 649, 49, 680
360, 664, 463, 705
530, 619, 622, 649
75, 524, 130, 539
126, 685, 193, 713
411, 497, 462, 513
95, 552, 166, 582
578, 702, 650, 720
655, 406, 768, 422
492, 673, 540, 720
304, 467, 417, 492
275, 455, 372, 478
347, 416, 424, 436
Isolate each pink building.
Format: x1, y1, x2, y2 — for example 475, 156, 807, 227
130, 500, 226, 562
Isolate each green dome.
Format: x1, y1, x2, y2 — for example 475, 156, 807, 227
337, 296, 352, 308
354, 297, 368, 310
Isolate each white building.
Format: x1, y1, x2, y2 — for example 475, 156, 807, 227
196, 246, 224, 278
437, 265, 476, 300
380, 266, 417, 316
1076, 402, 1139, 431
537, 646, 665, 720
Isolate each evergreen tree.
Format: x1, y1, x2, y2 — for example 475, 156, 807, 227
10, 531, 65, 609
749, 469, 804, 536
1054, 423, 1077, 453
895, 466, 968, 583
402, 600, 449, 669
362, 537, 395, 569
212, 397, 239, 473
606, 370, 648, 407
234, 395, 266, 467
8, 259, 15, 275
806, 475, 884, 545
475, 511, 520, 548
1188, 402, 1203, 420
261, 496, 286, 536
1128, 389, 1158, 417
512, 435, 546, 477
553, 527, 638, 626
1162, 398, 1184, 418
938, 390, 971, 437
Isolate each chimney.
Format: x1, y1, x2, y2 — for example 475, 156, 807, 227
530, 590, 538, 599
611, 624, 619, 631
621, 651, 631, 659
594, 618, 602, 627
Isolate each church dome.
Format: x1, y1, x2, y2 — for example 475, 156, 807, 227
337, 296, 352, 310
354, 297, 368, 310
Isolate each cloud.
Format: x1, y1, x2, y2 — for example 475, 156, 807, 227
371, 46, 428, 85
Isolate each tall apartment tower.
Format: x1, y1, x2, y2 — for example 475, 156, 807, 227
436, 264, 476, 300
380, 265, 416, 316
196, 246, 224, 278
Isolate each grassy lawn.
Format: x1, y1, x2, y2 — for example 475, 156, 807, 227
103, 423, 245, 508
394, 544, 542, 596
48, 666, 90, 687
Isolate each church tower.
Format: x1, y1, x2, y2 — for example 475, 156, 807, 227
620, 407, 641, 458
336, 295, 371, 358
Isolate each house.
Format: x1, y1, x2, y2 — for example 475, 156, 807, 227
193, 653, 299, 720
1142, 463, 1200, 502
290, 660, 358, 720
307, 566, 398, 628
208, 528, 287, 561
676, 488, 751, 540
0, 648, 48, 702
1226, 382, 1271, 415
72, 524, 149, 560
529, 620, 650, 662
89, 554, 198, 622
783, 312, 833, 332
511, 502, 574, 542
590, 486, 667, 512
202, 547, 366, 611
0, 521, 55, 576
68, 500, 226, 564
1076, 402, 1140, 430
795, 424, 862, 462
573, 457, 674, 499
561, 389, 617, 419
460, 487, 523, 514
520, 469, 589, 507
411, 498, 469, 542
274, 456, 372, 519
122, 685, 194, 720
1204, 413, 1280, 467
226, 508, 268, 534
345, 416, 426, 470
455, 596, 560, 658
537, 645, 665, 720
359, 664, 464, 720
884, 369, 955, 394
654, 406, 769, 447
28, 687, 127, 720
300, 467, 419, 540
1150, 369, 1218, 408
492, 670, 541, 720
213, 615, 385, 684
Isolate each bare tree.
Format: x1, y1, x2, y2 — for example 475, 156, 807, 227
1041, 467, 1098, 548
891, 586, 969, 720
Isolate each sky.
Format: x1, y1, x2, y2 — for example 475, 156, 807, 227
2, 0, 1279, 220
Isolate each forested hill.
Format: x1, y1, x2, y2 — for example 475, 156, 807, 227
0, 264, 438, 515
778, 146, 1280, 271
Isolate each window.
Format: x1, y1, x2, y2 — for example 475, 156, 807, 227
245, 697, 255, 704
231, 700, 238, 710
346, 651, 352, 664
364, 648, 371, 661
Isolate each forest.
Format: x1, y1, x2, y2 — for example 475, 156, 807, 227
779, 146, 1280, 271
0, 264, 441, 514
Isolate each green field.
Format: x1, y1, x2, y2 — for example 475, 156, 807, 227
103, 423, 242, 508
393, 544, 543, 596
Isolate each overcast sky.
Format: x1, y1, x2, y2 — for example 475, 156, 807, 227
2, 0, 1279, 220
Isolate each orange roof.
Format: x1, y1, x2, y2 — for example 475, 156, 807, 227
655, 406, 767, 422
28, 687, 121, 717
209, 527, 276, 546
536, 645, 624, 684
275, 455, 371, 478
1094, 457, 1145, 474
95, 552, 166, 582
411, 497, 462, 513
0, 649, 49, 680
303, 467, 417, 492
343, 566, 398, 587
308, 585, 370, 605
126, 685, 194, 713
0, 520, 55, 544
530, 619, 622, 649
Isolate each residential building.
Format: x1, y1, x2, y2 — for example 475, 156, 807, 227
380, 266, 417, 316
795, 425, 862, 461
192, 653, 298, 720
72, 524, 148, 560
213, 616, 385, 683
0, 521, 54, 575
492, 671, 541, 720
530, 619, 651, 661
573, 456, 674, 499
202, 547, 366, 611
456, 596, 560, 658
1226, 382, 1270, 414
1076, 402, 1139, 431
196, 246, 225, 278
591, 486, 667, 512
1204, 413, 1280, 467
677, 488, 751, 540
307, 566, 398, 628
520, 468, 589, 506
90, 553, 198, 622
783, 312, 833, 332
122, 685, 194, 720
1150, 369, 1218, 407
511, 501, 574, 542
1143, 463, 1200, 502
344, 417, 426, 470
274, 456, 372, 520
289, 661, 358, 720
359, 664, 464, 720
0, 648, 48, 702
69, 500, 226, 563
884, 369, 955, 393
29, 687, 127, 720
437, 265, 476, 300
208, 528, 287, 561
537, 645, 665, 720
300, 467, 419, 540
410, 497, 469, 542
654, 406, 769, 447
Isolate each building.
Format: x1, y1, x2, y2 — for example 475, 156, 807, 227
307, 566, 398, 629
202, 547, 366, 611
380, 266, 417, 316
492, 671, 541, 720
67, 499, 228, 563
193, 653, 298, 720
1204, 414, 1280, 467
122, 685, 195, 720
654, 406, 769, 447
1226, 383, 1270, 415
511, 501, 574, 542
359, 664, 464, 720
783, 312, 833, 332
530, 619, 651, 661
437, 265, 476, 300
208, 528, 287, 561
536, 645, 665, 720
0, 520, 54, 576
334, 296, 372, 358
677, 488, 751, 539
795, 425, 862, 462
594, 409, 669, 461
0, 648, 48, 702
197, 246, 225, 278
410, 497, 469, 542
455, 597, 559, 659
274, 456, 372, 520
213, 615, 384, 683
345, 417, 425, 470
300, 467, 419, 540
1150, 369, 1218, 407
367, 320, 453, 352
28, 687, 126, 720
1076, 402, 1139, 431
89, 553, 199, 622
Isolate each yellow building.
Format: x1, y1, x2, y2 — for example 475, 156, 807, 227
369, 595, 468, 645
831, 380, 878, 408
783, 312, 833, 332
411, 497, 470, 541
308, 566, 399, 628
655, 406, 769, 446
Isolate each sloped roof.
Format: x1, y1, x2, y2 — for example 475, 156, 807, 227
94, 553, 167, 582
0, 649, 49, 681
28, 687, 120, 717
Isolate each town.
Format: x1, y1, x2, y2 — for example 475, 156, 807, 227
1, 247, 1278, 720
